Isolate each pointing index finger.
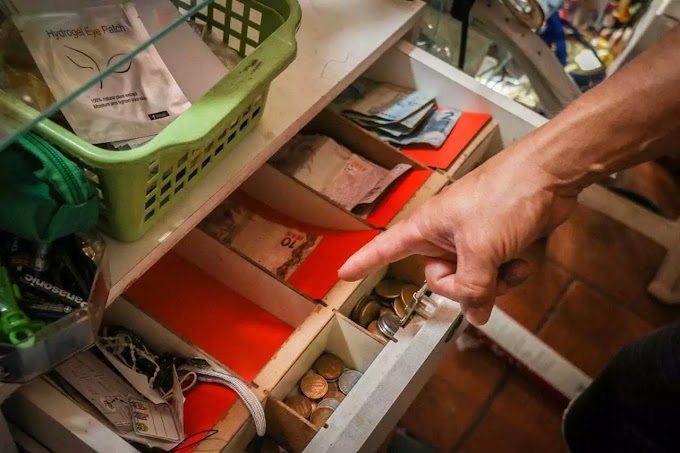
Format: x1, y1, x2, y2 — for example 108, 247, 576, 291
338, 220, 428, 281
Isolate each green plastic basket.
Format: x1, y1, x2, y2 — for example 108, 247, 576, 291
3, 0, 301, 242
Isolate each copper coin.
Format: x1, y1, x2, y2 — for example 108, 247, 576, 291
314, 353, 344, 381
400, 284, 419, 308
367, 320, 389, 342
374, 279, 403, 300
310, 407, 334, 428
393, 297, 407, 318
324, 390, 345, 401
327, 381, 340, 393
300, 373, 328, 400
284, 395, 313, 419
357, 299, 381, 328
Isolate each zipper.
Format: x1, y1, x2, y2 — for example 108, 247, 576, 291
21, 134, 88, 204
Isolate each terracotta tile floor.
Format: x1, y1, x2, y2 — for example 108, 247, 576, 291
394, 203, 680, 452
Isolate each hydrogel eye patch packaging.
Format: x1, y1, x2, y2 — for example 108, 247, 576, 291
13, 2, 190, 144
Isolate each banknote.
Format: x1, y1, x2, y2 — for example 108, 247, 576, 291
200, 200, 321, 280
334, 78, 435, 124
346, 99, 437, 133
352, 163, 412, 218
373, 102, 438, 137
270, 135, 412, 212
270, 135, 356, 194
377, 109, 461, 148
325, 156, 411, 211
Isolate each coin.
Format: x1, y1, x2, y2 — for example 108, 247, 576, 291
314, 353, 344, 381
310, 407, 334, 428
300, 373, 328, 400
324, 390, 345, 401
375, 279, 403, 300
378, 312, 401, 339
317, 397, 341, 411
393, 297, 407, 318
351, 295, 373, 323
367, 320, 389, 342
338, 369, 363, 394
284, 395, 313, 419
327, 381, 340, 393
379, 306, 393, 317
400, 284, 419, 309
375, 295, 394, 307
357, 299, 381, 328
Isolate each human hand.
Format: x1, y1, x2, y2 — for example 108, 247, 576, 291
338, 147, 578, 325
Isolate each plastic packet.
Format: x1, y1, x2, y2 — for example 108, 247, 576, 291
13, 2, 190, 144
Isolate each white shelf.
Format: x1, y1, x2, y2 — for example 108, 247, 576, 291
105, 0, 424, 303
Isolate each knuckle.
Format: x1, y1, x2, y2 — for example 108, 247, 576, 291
426, 277, 448, 297
454, 278, 494, 306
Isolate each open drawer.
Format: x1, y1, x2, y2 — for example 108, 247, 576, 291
2, 38, 547, 452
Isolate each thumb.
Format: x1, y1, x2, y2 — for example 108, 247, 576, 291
424, 253, 499, 326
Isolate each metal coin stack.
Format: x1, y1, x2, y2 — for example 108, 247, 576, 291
284, 352, 363, 428
350, 278, 419, 341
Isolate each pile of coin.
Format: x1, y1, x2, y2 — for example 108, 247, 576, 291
350, 278, 418, 341
284, 353, 363, 428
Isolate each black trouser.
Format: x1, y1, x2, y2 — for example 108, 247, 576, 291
563, 322, 680, 453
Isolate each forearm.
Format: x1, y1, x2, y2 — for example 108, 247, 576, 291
515, 25, 680, 196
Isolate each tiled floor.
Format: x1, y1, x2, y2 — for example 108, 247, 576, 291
394, 200, 680, 452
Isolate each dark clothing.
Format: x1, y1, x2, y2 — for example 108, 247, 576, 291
564, 322, 680, 453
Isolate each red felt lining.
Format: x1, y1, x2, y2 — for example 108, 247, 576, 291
125, 252, 294, 382
402, 112, 491, 169
366, 169, 432, 227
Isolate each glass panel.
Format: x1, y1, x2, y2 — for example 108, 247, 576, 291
0, 0, 214, 150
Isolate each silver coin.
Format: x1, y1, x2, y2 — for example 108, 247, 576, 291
338, 370, 363, 394
317, 397, 341, 411
377, 312, 400, 339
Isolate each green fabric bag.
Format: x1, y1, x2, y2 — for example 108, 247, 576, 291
0, 132, 98, 242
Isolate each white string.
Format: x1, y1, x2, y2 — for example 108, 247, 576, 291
178, 365, 267, 437
160, 371, 198, 400
99, 333, 161, 386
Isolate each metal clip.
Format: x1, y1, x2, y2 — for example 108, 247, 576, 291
400, 282, 437, 327
400, 282, 465, 342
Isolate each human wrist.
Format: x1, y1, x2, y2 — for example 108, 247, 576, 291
511, 113, 609, 198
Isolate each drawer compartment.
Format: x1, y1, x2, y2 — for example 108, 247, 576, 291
264, 108, 449, 228
266, 313, 384, 452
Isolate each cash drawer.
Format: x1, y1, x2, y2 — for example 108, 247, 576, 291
2, 39, 545, 453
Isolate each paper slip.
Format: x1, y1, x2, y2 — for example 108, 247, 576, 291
130, 398, 181, 442
55, 350, 144, 433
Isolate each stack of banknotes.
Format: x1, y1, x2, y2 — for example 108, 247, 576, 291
332, 78, 461, 148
